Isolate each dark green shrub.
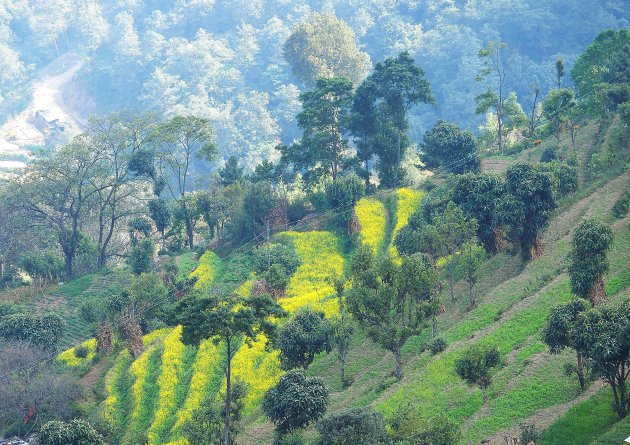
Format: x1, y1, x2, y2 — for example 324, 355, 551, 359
316, 407, 387, 445
324, 174, 365, 225
0, 301, 23, 318
79, 301, 100, 324
520, 424, 541, 444
540, 147, 556, 163
74, 345, 89, 359
428, 337, 447, 355
0, 313, 65, 348
263, 369, 329, 435
127, 239, 155, 275
38, 419, 105, 445
277, 309, 332, 370
612, 189, 630, 219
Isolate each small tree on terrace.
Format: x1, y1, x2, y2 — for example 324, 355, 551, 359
568, 219, 613, 306
422, 120, 480, 174
475, 41, 509, 153
500, 163, 556, 260
156, 115, 218, 249
542, 88, 577, 141
148, 198, 171, 250
316, 407, 388, 445
455, 344, 500, 403
280, 77, 355, 183
251, 242, 300, 299
263, 369, 329, 438
277, 308, 332, 370
543, 298, 590, 390
456, 240, 486, 309
346, 248, 439, 379
573, 299, 630, 418
330, 277, 355, 386
176, 292, 286, 445
108, 272, 168, 357
422, 201, 478, 302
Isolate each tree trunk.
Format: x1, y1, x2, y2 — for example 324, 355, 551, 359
576, 352, 586, 391
185, 215, 194, 250
64, 253, 73, 279
469, 280, 475, 309
448, 259, 455, 301
97, 322, 114, 354
588, 277, 607, 306
340, 354, 346, 385
121, 318, 143, 358
497, 112, 504, 153
394, 346, 403, 380
432, 315, 437, 338
224, 339, 232, 445
481, 380, 488, 403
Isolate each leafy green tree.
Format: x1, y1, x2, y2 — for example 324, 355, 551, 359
571, 29, 630, 111
183, 380, 247, 445
346, 250, 439, 379
195, 183, 244, 242
454, 344, 500, 403
176, 292, 285, 445
456, 240, 486, 309
421, 201, 478, 302
280, 78, 354, 183
543, 298, 590, 390
421, 120, 479, 174
324, 174, 366, 228
11, 141, 106, 277
475, 41, 509, 153
148, 199, 171, 250
352, 52, 434, 187
453, 173, 506, 253
127, 238, 154, 275
38, 419, 105, 445
219, 156, 245, 186
109, 272, 167, 357
568, 219, 613, 305
19, 250, 64, 291
157, 115, 218, 249
542, 88, 577, 141
316, 407, 387, 445
534, 161, 578, 199
330, 278, 355, 386
573, 299, 630, 418
262, 369, 329, 437
501, 163, 556, 260
241, 181, 279, 241
252, 242, 300, 299
283, 13, 371, 86
277, 309, 332, 370
556, 58, 565, 88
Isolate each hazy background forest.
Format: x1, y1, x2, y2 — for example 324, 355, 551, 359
0, 0, 628, 167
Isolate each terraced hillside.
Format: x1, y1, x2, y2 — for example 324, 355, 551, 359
47, 152, 630, 444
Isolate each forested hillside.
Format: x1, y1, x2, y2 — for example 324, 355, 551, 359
0, 0, 628, 165
0, 4, 629, 445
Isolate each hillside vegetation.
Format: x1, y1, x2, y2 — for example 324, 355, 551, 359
0, 20, 629, 445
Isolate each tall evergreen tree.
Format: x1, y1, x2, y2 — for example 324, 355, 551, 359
352, 52, 434, 188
